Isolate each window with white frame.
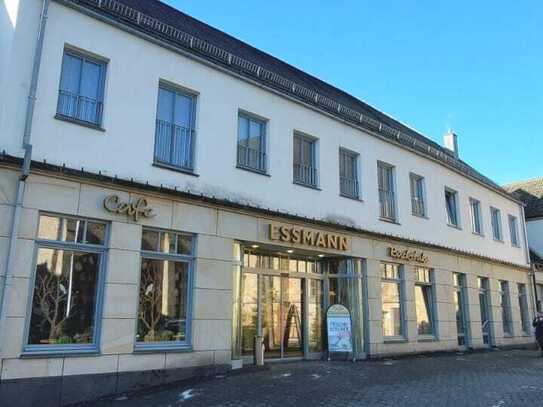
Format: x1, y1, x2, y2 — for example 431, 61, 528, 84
57, 49, 106, 126
508, 215, 520, 247
293, 132, 318, 187
339, 148, 359, 199
490, 207, 502, 241
415, 267, 435, 336
381, 263, 404, 338
445, 188, 459, 227
518, 283, 530, 334
237, 113, 267, 173
470, 198, 483, 235
410, 173, 426, 217
154, 84, 196, 171
499, 281, 513, 336
25, 214, 107, 353
378, 162, 396, 221
136, 228, 195, 348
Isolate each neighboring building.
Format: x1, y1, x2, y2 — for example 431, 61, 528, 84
504, 177, 543, 310
0, 0, 535, 404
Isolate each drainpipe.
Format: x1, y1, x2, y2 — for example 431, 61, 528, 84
0, 0, 49, 347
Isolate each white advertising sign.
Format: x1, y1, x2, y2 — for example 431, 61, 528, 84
326, 304, 353, 353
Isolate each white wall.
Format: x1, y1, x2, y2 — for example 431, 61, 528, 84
2, 1, 528, 266
527, 218, 543, 257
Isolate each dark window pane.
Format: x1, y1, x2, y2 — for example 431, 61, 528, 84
63, 218, 85, 243
176, 235, 193, 255
28, 248, 100, 345
141, 229, 159, 251
86, 222, 106, 245
137, 259, 189, 343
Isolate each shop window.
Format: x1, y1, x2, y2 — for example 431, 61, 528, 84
377, 162, 396, 221
415, 267, 435, 337
381, 263, 404, 339
293, 132, 318, 188
444, 188, 460, 227
499, 281, 513, 336
25, 214, 107, 354
410, 173, 426, 217
154, 83, 196, 172
453, 272, 469, 346
490, 207, 502, 241
339, 148, 360, 199
518, 283, 530, 335
237, 113, 267, 173
136, 228, 195, 349
470, 198, 483, 235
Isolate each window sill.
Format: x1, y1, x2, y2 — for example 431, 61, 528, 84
472, 231, 485, 238
379, 217, 400, 225
447, 223, 462, 231
417, 336, 437, 342
22, 345, 99, 358
134, 343, 193, 353
493, 238, 504, 244
153, 162, 199, 177
236, 165, 270, 177
55, 114, 105, 132
293, 181, 321, 191
340, 193, 363, 202
383, 337, 408, 344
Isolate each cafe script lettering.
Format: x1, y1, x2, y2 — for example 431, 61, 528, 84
269, 224, 348, 251
103, 195, 155, 222
389, 247, 429, 264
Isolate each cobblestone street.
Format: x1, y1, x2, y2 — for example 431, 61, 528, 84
91, 350, 543, 407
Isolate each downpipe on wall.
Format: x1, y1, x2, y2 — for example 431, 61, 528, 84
0, 0, 49, 349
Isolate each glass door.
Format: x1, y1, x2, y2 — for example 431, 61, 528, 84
282, 276, 304, 358
261, 276, 282, 358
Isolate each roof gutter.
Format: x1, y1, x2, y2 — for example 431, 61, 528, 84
0, 0, 49, 349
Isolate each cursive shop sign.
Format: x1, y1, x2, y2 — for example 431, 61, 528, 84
269, 224, 349, 251
103, 195, 155, 222
388, 247, 429, 264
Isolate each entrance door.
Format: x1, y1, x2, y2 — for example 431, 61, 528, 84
282, 277, 304, 357
478, 277, 493, 347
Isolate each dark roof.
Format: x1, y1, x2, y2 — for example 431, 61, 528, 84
65, 0, 519, 203
503, 177, 543, 219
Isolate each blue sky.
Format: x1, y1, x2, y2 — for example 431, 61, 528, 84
165, 1, 542, 185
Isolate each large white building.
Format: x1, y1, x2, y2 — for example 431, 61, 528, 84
0, 0, 536, 405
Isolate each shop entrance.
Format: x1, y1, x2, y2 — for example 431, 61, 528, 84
239, 247, 363, 362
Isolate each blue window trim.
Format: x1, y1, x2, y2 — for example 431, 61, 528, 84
22, 214, 109, 357
134, 227, 196, 352
56, 48, 107, 127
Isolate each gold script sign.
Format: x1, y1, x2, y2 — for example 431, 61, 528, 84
103, 195, 155, 222
389, 247, 429, 264
269, 224, 348, 251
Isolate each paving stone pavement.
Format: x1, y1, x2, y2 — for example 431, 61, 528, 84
91, 350, 543, 407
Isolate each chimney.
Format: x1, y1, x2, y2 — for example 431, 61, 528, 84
443, 131, 459, 158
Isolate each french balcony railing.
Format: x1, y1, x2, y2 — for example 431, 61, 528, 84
237, 144, 266, 173
154, 119, 195, 171
57, 90, 103, 125
379, 190, 396, 220
340, 176, 359, 199
293, 163, 318, 187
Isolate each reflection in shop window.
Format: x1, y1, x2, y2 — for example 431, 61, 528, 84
136, 228, 194, 348
381, 263, 404, 338
415, 267, 434, 337
26, 214, 107, 352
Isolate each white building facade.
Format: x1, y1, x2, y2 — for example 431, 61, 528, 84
0, 0, 536, 405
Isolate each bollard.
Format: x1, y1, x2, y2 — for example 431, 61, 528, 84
254, 335, 264, 366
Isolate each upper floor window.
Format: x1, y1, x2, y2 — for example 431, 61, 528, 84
154, 84, 196, 172
237, 113, 266, 173
26, 214, 107, 354
444, 188, 459, 227
508, 215, 520, 247
377, 162, 396, 221
410, 173, 426, 217
137, 228, 195, 349
339, 148, 359, 199
470, 198, 483, 235
490, 207, 502, 241
293, 132, 318, 188
57, 49, 106, 126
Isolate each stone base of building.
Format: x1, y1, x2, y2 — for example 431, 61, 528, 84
0, 363, 230, 407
